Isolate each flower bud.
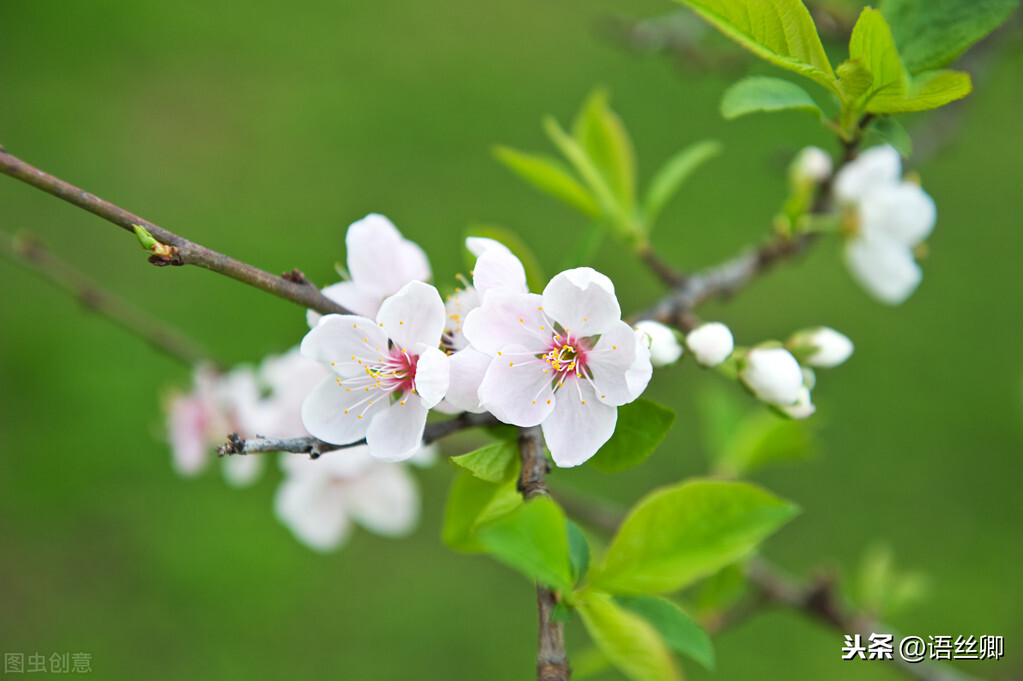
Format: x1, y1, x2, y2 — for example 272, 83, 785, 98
792, 146, 832, 186
740, 347, 803, 406
781, 386, 816, 419
788, 327, 854, 368
686, 322, 734, 367
634, 320, 683, 367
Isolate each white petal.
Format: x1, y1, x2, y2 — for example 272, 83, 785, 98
274, 474, 351, 552
542, 267, 621, 336
845, 237, 922, 305
307, 281, 384, 328
477, 346, 556, 426
781, 386, 816, 419
221, 454, 265, 488
413, 345, 450, 408
586, 321, 649, 405
443, 347, 492, 413
345, 464, 420, 537
167, 393, 212, 476
860, 182, 936, 246
797, 327, 854, 368
473, 248, 528, 296
793, 146, 832, 184
686, 322, 735, 367
365, 398, 429, 462
462, 289, 547, 356
346, 214, 431, 298
300, 376, 382, 444
466, 236, 512, 257
443, 286, 481, 351
740, 347, 804, 407
834, 145, 902, 204
376, 280, 446, 350
633, 320, 682, 367
300, 314, 388, 376
542, 380, 618, 467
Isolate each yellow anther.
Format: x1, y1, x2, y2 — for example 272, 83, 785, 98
509, 362, 514, 367
581, 400, 586, 405
519, 318, 524, 323
344, 409, 349, 414
399, 321, 404, 325
546, 399, 551, 404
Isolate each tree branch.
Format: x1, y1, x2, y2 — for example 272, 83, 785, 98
0, 148, 350, 316
0, 229, 216, 367
517, 426, 571, 681
216, 411, 501, 458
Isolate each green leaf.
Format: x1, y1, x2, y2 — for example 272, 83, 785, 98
868, 116, 913, 157
591, 479, 799, 594
567, 519, 591, 583
715, 411, 814, 477
882, 0, 1019, 73
618, 595, 716, 671
673, 0, 837, 91
588, 398, 676, 473
642, 139, 722, 227
572, 88, 637, 214
476, 497, 575, 591
720, 76, 823, 120
450, 441, 518, 483
836, 58, 875, 101
492, 146, 601, 219
693, 562, 749, 614
464, 224, 547, 293
577, 590, 681, 681
442, 471, 521, 553
874, 68, 972, 113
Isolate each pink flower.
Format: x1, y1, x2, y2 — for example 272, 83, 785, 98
300, 281, 450, 462
308, 214, 431, 326
462, 267, 652, 467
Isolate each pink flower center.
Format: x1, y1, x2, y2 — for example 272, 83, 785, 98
332, 345, 419, 418
544, 335, 590, 387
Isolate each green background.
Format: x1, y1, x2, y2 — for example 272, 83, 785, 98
1, 1, 1020, 679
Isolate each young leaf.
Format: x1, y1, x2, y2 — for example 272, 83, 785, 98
881, 0, 1020, 74
720, 76, 823, 120
543, 116, 628, 229
868, 116, 913, 157
572, 89, 637, 214
476, 496, 575, 591
577, 590, 681, 681
567, 519, 591, 583
442, 471, 521, 553
617, 595, 716, 671
465, 224, 546, 293
587, 398, 676, 473
590, 479, 799, 594
874, 69, 972, 114
492, 146, 601, 219
673, 0, 837, 91
642, 139, 722, 227
715, 411, 814, 477
835, 58, 875, 101
450, 441, 518, 483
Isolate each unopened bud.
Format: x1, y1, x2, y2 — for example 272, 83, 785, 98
792, 146, 833, 186
686, 322, 734, 367
781, 386, 816, 419
788, 327, 854, 368
634, 320, 683, 367
740, 347, 803, 406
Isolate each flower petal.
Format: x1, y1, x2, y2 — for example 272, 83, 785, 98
346, 214, 431, 298
845, 237, 922, 305
542, 267, 621, 336
466, 236, 512, 258
542, 380, 618, 468
477, 345, 556, 426
301, 314, 389, 377
443, 347, 492, 413
834, 145, 901, 204
376, 280, 446, 350
473, 248, 528, 297
365, 398, 429, 462
221, 454, 265, 488
413, 345, 450, 408
307, 281, 384, 329
585, 321, 649, 406
462, 289, 547, 355
300, 375, 383, 444
345, 463, 420, 537
274, 473, 351, 552
860, 182, 936, 246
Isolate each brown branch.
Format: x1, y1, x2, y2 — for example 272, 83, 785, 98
0, 230, 215, 367
0, 148, 350, 316
517, 426, 571, 681
216, 411, 501, 458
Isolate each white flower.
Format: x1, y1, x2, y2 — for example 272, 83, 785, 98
686, 322, 735, 367
740, 347, 803, 407
634, 320, 683, 367
301, 280, 450, 462
463, 267, 652, 467
308, 214, 431, 326
834, 145, 936, 305
781, 386, 816, 420
793, 146, 832, 185
274, 444, 433, 552
442, 237, 529, 414
789, 327, 854, 368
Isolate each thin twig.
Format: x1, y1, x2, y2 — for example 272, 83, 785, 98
0, 230, 215, 367
216, 412, 501, 458
517, 426, 571, 681
0, 149, 350, 316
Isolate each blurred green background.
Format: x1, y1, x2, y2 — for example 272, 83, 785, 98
1, 1, 1021, 679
